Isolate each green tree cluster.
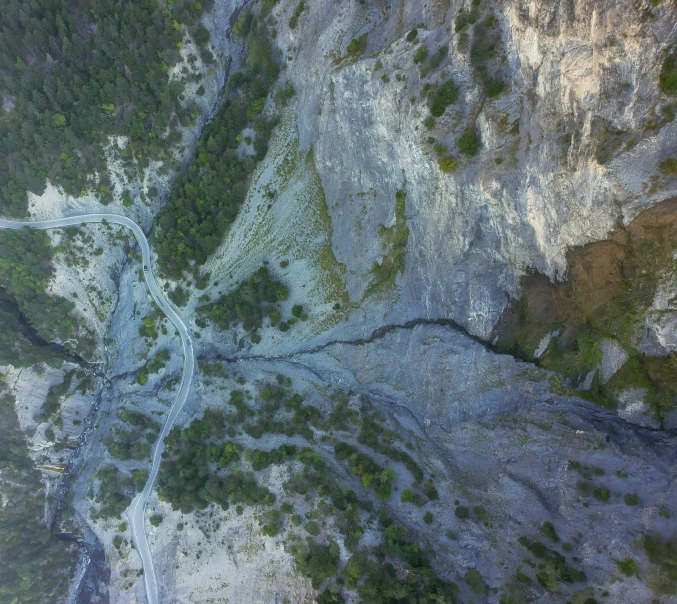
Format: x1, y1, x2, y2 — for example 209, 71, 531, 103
0, 228, 81, 347
0, 384, 79, 603
428, 79, 459, 117
93, 465, 136, 519
103, 411, 158, 461
198, 266, 290, 339
0, 0, 212, 216
153, 18, 279, 277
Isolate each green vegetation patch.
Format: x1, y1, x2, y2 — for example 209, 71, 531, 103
154, 17, 279, 278
366, 190, 410, 297
413, 44, 429, 65
136, 348, 171, 385
92, 465, 138, 519
0, 383, 79, 602
0, 0, 213, 216
644, 534, 677, 594
660, 53, 677, 95
198, 266, 292, 342
456, 3, 506, 98
347, 34, 368, 59
517, 536, 586, 589
37, 370, 75, 422
103, 409, 159, 461
289, 2, 306, 29
156, 382, 457, 603
0, 229, 81, 348
428, 79, 459, 117
458, 130, 481, 156
157, 381, 326, 511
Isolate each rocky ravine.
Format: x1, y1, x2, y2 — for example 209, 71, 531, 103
5, 0, 677, 602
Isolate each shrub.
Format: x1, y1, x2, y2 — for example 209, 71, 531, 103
439, 157, 457, 173
458, 131, 480, 155
194, 25, 210, 47
423, 511, 433, 524
281, 502, 294, 514
305, 520, 321, 536
423, 479, 439, 500
515, 569, 532, 584
294, 541, 340, 589
536, 569, 557, 591
659, 157, 677, 175
149, 514, 163, 527
540, 521, 559, 542
233, 12, 253, 36
455, 505, 469, 519
423, 116, 436, 130
473, 505, 488, 523
429, 46, 447, 68
345, 552, 367, 587
401, 489, 425, 506
292, 304, 304, 317
660, 55, 677, 95
486, 79, 505, 97
261, 522, 280, 537
617, 558, 639, 577
406, 29, 418, 42
289, 2, 305, 29
413, 45, 428, 64
465, 569, 484, 594
346, 34, 368, 58
624, 493, 641, 506
428, 79, 458, 116
576, 480, 610, 502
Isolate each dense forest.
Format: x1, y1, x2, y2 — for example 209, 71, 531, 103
0, 228, 83, 350
153, 14, 281, 278
0, 0, 212, 216
0, 383, 79, 603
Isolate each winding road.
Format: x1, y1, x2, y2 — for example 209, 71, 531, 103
0, 214, 194, 604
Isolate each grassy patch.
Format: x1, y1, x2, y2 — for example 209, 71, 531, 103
660, 53, 677, 95
333, 33, 368, 67
365, 190, 410, 297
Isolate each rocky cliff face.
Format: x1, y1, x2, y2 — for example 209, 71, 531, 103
6, 0, 677, 602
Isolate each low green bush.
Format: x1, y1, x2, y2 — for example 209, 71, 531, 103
149, 514, 163, 527
439, 157, 457, 172
428, 79, 459, 116
617, 558, 638, 577
414, 45, 428, 64
458, 131, 480, 156
660, 54, 677, 95
540, 521, 559, 542
455, 505, 469, 519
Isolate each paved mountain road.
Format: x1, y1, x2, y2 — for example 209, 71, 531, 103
0, 214, 194, 604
